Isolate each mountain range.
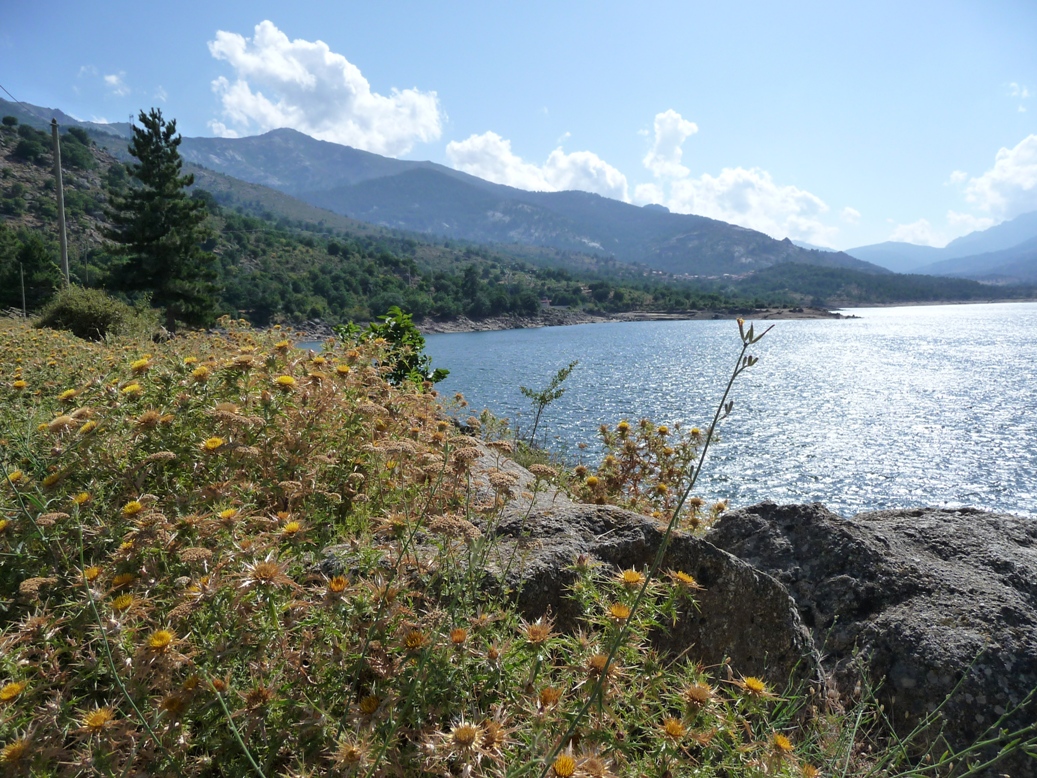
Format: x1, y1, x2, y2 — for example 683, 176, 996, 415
4, 97, 1036, 285
844, 212, 1037, 282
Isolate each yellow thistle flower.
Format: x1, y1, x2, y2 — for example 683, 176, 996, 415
12, 379, 27, 390
112, 594, 134, 612
41, 472, 62, 488
6, 470, 22, 484
274, 375, 297, 389
657, 425, 669, 436
662, 717, 685, 741
120, 382, 143, 397
327, 576, 348, 594
539, 686, 562, 708
58, 388, 77, 402
130, 358, 151, 373
358, 694, 381, 716
772, 732, 794, 754
0, 519, 9, 533
450, 627, 468, 646
281, 520, 302, 536
403, 629, 428, 652
121, 500, 144, 517
618, 568, 645, 588
0, 681, 26, 702
670, 570, 703, 590
82, 706, 116, 733
192, 366, 210, 381
607, 602, 632, 622
616, 419, 630, 433
72, 491, 91, 505
183, 356, 198, 365
78, 420, 98, 435
0, 737, 29, 763
274, 340, 291, 351
111, 572, 136, 588
738, 676, 773, 698
83, 565, 101, 582
147, 629, 175, 652
202, 436, 224, 452
551, 753, 577, 777
585, 475, 600, 488
218, 507, 239, 521
335, 364, 351, 375
311, 355, 327, 366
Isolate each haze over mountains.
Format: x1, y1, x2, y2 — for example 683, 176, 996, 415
844, 211, 1037, 282
5, 98, 1036, 285
170, 127, 883, 278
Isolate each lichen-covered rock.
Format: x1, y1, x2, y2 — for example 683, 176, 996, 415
485, 504, 823, 694
709, 502, 1037, 777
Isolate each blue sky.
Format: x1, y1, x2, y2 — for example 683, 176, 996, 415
2, 1, 1035, 250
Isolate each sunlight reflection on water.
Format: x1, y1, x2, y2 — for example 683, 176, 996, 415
422, 302, 1037, 518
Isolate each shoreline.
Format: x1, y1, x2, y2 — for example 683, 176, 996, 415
417, 306, 852, 335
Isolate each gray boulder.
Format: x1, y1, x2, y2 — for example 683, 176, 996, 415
709, 502, 1037, 776
484, 503, 824, 695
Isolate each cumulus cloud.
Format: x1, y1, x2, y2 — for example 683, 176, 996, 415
103, 73, 130, 97
963, 134, 1037, 220
642, 109, 698, 179
888, 218, 945, 247
1009, 82, 1030, 112
446, 131, 630, 200
946, 210, 995, 234
841, 206, 861, 224
208, 20, 442, 156
635, 110, 837, 245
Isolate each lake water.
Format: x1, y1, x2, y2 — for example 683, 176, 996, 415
422, 303, 1037, 518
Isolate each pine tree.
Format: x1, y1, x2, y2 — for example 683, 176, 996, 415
105, 108, 218, 330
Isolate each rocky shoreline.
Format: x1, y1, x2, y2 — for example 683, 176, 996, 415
417, 305, 853, 334
282, 305, 852, 342
399, 442, 1037, 777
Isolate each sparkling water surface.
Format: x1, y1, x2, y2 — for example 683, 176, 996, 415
422, 303, 1037, 518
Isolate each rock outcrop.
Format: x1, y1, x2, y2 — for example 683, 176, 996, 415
482, 504, 823, 695
708, 502, 1037, 776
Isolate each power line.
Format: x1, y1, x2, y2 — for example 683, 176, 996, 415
0, 82, 56, 126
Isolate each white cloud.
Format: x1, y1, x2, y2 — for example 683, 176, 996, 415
1009, 82, 1030, 99
446, 131, 629, 200
889, 218, 944, 247
963, 134, 1037, 219
887, 211, 997, 248
642, 109, 698, 179
841, 206, 861, 224
947, 169, 968, 185
946, 210, 995, 234
635, 110, 837, 245
661, 167, 837, 245
208, 20, 442, 156
1009, 83, 1030, 112
154, 86, 168, 102
103, 72, 130, 97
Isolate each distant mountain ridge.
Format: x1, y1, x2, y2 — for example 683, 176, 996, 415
172, 126, 883, 278
846, 211, 1037, 281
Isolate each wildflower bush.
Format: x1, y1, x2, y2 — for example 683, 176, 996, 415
1, 317, 1027, 776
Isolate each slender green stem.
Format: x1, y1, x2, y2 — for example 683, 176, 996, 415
538, 324, 770, 776
212, 686, 267, 778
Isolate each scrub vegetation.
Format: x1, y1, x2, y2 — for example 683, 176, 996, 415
2, 316, 1033, 776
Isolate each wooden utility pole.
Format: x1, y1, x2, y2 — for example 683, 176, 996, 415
50, 119, 70, 287
20, 263, 27, 317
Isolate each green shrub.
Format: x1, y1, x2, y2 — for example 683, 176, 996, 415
35, 285, 135, 340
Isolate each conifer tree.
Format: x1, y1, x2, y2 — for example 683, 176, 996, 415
105, 108, 218, 330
